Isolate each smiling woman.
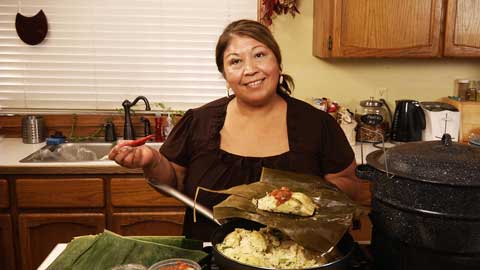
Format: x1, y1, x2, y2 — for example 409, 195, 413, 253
0, 0, 258, 111
109, 19, 370, 243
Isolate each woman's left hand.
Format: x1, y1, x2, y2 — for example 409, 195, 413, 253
325, 161, 372, 206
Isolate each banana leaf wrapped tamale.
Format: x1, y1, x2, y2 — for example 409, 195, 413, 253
201, 168, 367, 253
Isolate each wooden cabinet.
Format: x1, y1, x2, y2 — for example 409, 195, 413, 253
313, 0, 444, 58
443, 98, 480, 142
111, 177, 183, 207
16, 178, 104, 208
110, 177, 185, 236
444, 0, 480, 56
313, 0, 480, 58
112, 212, 184, 236
0, 179, 9, 208
0, 180, 14, 270
18, 213, 105, 270
1, 174, 185, 270
0, 214, 15, 270
16, 178, 106, 270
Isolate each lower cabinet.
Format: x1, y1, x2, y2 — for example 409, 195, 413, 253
18, 213, 105, 270
0, 214, 15, 270
112, 212, 185, 236
110, 177, 185, 236
0, 179, 9, 208
5, 174, 186, 270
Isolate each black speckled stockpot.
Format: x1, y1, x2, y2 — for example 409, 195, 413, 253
356, 135, 480, 270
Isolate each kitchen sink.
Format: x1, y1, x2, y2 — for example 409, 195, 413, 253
20, 142, 162, 163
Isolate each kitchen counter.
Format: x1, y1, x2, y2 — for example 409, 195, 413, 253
0, 138, 143, 174
0, 138, 381, 174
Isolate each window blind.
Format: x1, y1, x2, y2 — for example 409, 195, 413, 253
0, 0, 258, 111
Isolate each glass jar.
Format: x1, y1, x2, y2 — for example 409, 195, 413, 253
455, 79, 470, 100
356, 97, 391, 143
477, 81, 480, 102
466, 81, 477, 101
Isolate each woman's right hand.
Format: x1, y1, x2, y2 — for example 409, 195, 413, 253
108, 142, 158, 169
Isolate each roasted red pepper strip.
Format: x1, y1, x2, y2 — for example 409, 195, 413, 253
117, 134, 154, 148
270, 186, 292, 206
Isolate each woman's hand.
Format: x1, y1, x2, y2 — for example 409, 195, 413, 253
325, 160, 372, 206
109, 140, 187, 189
108, 141, 158, 169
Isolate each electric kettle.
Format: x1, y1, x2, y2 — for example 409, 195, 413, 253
391, 100, 426, 142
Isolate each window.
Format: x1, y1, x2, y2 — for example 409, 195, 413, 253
0, 0, 258, 111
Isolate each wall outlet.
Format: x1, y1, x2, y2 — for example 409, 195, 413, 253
376, 87, 389, 100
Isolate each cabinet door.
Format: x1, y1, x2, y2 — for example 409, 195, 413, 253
314, 0, 444, 57
444, 0, 480, 56
111, 177, 183, 207
0, 214, 15, 270
0, 179, 9, 208
18, 213, 105, 270
112, 212, 184, 236
16, 178, 104, 208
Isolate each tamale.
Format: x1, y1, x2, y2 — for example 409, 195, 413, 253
253, 186, 316, 217
199, 167, 368, 253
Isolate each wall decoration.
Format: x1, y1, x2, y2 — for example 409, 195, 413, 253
261, 0, 299, 26
15, 9, 48, 45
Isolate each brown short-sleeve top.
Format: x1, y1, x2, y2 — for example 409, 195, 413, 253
160, 93, 354, 241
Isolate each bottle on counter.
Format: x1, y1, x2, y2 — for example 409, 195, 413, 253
455, 79, 470, 100
154, 113, 164, 142
466, 81, 477, 101
476, 81, 480, 102
162, 114, 173, 140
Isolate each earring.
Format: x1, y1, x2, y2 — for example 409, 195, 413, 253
226, 87, 232, 98
279, 74, 284, 84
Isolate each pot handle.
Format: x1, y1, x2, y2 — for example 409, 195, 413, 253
355, 164, 383, 181
147, 179, 222, 225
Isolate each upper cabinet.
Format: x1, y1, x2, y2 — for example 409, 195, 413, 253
313, 0, 480, 58
444, 0, 480, 56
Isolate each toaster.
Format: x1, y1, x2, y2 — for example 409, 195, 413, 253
421, 102, 460, 142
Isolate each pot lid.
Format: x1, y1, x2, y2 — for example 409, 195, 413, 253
366, 134, 480, 187
360, 97, 384, 107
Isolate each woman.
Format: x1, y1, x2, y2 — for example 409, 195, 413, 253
109, 19, 370, 241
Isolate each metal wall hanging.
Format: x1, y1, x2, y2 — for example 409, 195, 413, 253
15, 9, 48, 45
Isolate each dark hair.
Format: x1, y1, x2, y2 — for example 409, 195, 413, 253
215, 19, 294, 95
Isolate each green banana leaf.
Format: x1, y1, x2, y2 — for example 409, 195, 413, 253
47, 230, 208, 270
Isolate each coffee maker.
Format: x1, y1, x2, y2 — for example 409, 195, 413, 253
391, 100, 426, 142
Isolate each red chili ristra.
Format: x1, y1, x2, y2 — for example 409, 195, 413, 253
117, 134, 154, 148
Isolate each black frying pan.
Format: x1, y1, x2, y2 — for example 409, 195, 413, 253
148, 180, 357, 270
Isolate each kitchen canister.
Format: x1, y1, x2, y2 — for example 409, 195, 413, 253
21, 115, 46, 144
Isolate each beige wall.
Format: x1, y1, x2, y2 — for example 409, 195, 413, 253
270, 0, 480, 111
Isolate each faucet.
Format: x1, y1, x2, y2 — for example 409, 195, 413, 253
122, 96, 151, 140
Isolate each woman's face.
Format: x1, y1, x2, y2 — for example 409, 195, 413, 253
223, 35, 280, 106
